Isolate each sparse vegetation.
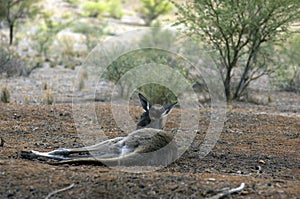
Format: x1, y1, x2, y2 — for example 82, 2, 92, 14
271, 34, 300, 93
53, 33, 86, 69
64, 0, 79, 4
136, 84, 177, 105
71, 21, 107, 51
24, 95, 31, 104
0, 35, 11, 72
0, 36, 28, 77
43, 89, 54, 105
30, 11, 71, 59
107, 0, 124, 19
42, 82, 48, 90
137, 0, 174, 26
81, 0, 124, 19
81, 1, 106, 18
102, 28, 195, 103
78, 69, 88, 91
1, 85, 10, 103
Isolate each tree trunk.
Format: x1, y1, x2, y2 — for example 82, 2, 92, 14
224, 68, 232, 101
234, 46, 256, 99
234, 70, 248, 99
9, 24, 14, 45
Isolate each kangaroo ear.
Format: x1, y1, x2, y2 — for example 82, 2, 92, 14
138, 93, 152, 111
162, 102, 177, 116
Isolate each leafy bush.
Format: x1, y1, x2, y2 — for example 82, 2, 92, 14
272, 65, 300, 93
52, 32, 87, 69
71, 21, 107, 50
64, 0, 80, 4
31, 11, 71, 58
139, 26, 174, 49
82, 1, 106, 18
137, 0, 174, 26
0, 36, 27, 77
81, 0, 124, 19
136, 84, 177, 105
107, 0, 124, 19
271, 34, 300, 93
102, 28, 194, 104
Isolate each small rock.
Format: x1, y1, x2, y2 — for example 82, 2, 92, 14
139, 184, 145, 188
241, 190, 249, 195
7, 192, 14, 198
207, 178, 216, 181
168, 184, 178, 191
267, 182, 272, 186
13, 113, 21, 119
0, 137, 4, 147
255, 165, 261, 170
258, 159, 265, 164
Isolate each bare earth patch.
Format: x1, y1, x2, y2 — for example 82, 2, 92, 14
0, 99, 299, 198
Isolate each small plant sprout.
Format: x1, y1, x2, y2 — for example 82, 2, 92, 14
1, 85, 10, 103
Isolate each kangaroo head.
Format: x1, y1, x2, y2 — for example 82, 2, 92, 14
137, 93, 177, 129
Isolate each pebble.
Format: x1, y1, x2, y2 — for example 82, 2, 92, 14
0, 137, 4, 147
258, 159, 266, 164
207, 178, 216, 181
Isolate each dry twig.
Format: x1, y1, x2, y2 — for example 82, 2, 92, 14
208, 183, 245, 199
45, 183, 75, 199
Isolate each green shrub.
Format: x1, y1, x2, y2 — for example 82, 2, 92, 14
136, 84, 177, 105
139, 26, 174, 49
71, 21, 107, 50
107, 0, 124, 19
102, 28, 194, 103
272, 65, 300, 92
31, 11, 71, 59
52, 33, 86, 69
137, 0, 174, 26
82, 1, 106, 18
64, 0, 80, 4
1, 85, 10, 103
271, 34, 300, 93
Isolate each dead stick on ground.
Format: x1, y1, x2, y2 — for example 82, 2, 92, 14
208, 183, 245, 199
45, 183, 75, 199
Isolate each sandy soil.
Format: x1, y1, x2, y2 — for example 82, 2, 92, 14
0, 92, 299, 198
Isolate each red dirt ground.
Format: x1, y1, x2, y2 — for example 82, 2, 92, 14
0, 95, 299, 198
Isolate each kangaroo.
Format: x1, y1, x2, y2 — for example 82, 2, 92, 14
21, 93, 178, 167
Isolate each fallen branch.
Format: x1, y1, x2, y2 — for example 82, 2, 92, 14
208, 183, 245, 199
45, 183, 75, 199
